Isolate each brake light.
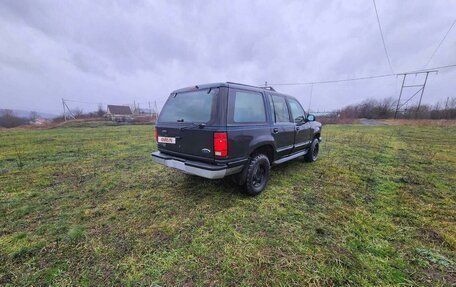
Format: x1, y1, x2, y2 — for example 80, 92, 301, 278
155, 127, 158, 142
214, 132, 228, 157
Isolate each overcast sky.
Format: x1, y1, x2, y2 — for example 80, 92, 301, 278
1, 0, 455, 115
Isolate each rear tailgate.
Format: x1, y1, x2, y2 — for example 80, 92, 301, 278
157, 125, 219, 161
156, 86, 226, 162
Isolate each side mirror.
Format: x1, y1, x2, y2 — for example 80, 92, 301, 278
306, 114, 316, 122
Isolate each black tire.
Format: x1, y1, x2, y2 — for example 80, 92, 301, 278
243, 154, 270, 196
304, 138, 320, 162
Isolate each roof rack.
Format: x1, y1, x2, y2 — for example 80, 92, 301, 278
226, 82, 276, 92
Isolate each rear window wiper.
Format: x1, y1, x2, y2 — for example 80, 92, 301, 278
180, 122, 206, 131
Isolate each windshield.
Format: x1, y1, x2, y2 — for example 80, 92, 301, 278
159, 88, 219, 123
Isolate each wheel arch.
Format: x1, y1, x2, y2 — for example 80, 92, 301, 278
234, 139, 275, 187
250, 144, 274, 164
248, 135, 276, 163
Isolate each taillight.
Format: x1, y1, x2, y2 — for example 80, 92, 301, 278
155, 127, 158, 142
214, 132, 228, 157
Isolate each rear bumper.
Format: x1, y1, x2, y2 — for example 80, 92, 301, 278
151, 151, 243, 179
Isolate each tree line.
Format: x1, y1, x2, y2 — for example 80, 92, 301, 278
0, 106, 106, 128
2, 97, 455, 128
0, 110, 35, 128
334, 97, 456, 120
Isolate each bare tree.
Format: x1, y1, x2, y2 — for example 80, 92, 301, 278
96, 105, 105, 117
0, 109, 29, 128
71, 108, 84, 118
29, 111, 38, 120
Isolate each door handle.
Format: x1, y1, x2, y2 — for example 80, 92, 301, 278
272, 128, 279, 134
296, 126, 300, 131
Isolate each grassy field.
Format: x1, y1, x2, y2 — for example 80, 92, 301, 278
0, 123, 455, 286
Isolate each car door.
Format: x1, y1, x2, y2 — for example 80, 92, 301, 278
287, 97, 312, 152
268, 93, 295, 158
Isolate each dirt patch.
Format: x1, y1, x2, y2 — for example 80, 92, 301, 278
384, 119, 456, 127
359, 118, 389, 126
417, 227, 447, 245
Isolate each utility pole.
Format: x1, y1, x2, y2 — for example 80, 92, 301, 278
394, 75, 406, 119
148, 101, 152, 120
445, 97, 450, 119
415, 72, 429, 119
394, 70, 437, 119
308, 83, 314, 113
62, 99, 76, 120
62, 98, 66, 121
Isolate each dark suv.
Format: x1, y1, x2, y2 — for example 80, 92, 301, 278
152, 82, 322, 195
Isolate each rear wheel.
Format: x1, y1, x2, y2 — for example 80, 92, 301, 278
243, 154, 270, 196
304, 138, 320, 162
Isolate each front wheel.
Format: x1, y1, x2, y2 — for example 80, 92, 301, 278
243, 154, 270, 196
304, 138, 320, 162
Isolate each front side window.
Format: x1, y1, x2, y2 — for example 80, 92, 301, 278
232, 90, 266, 123
159, 88, 218, 123
288, 98, 306, 123
271, 95, 290, 123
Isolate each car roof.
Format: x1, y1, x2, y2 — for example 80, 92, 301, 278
171, 82, 296, 100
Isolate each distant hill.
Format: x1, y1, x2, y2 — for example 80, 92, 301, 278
0, 109, 58, 119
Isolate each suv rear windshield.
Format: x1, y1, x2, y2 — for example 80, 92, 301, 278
159, 88, 219, 123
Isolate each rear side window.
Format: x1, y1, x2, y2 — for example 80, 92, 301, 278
230, 90, 266, 123
271, 95, 290, 123
159, 88, 218, 123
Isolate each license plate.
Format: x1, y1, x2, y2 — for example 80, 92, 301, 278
158, 136, 176, 144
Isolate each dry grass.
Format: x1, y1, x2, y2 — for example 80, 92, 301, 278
383, 119, 456, 127
316, 117, 358, 125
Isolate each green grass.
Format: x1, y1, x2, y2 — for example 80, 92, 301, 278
0, 124, 455, 286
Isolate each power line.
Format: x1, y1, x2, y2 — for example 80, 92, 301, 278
400, 63, 456, 74
62, 99, 103, 105
268, 63, 456, 86
372, 0, 394, 73
270, 73, 394, 86
424, 19, 456, 68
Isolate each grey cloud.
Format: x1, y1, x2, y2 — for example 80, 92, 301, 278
0, 0, 455, 114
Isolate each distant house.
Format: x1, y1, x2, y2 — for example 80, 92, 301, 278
31, 117, 49, 126
106, 105, 133, 122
